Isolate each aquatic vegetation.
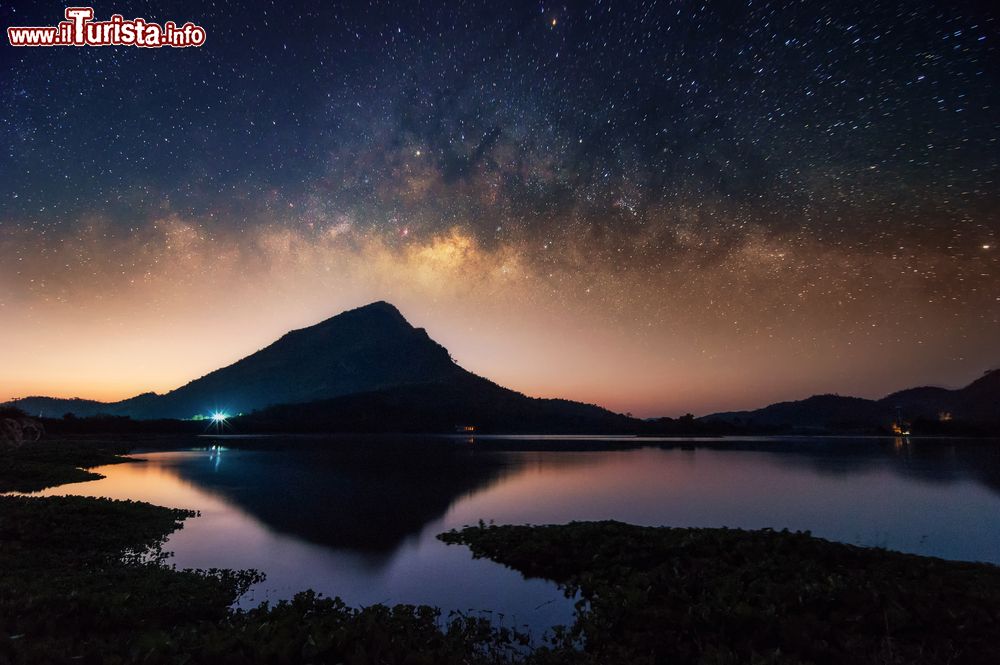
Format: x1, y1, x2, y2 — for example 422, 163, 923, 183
0, 494, 258, 664
441, 521, 1000, 664
158, 592, 531, 665
0, 438, 133, 492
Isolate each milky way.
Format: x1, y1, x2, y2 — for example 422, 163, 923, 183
1, 0, 998, 415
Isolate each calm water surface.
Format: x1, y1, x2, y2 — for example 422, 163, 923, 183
34, 436, 1000, 634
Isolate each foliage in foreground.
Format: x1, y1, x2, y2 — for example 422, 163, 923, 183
440, 521, 1000, 665
0, 494, 526, 664
0, 439, 133, 492
0, 495, 254, 664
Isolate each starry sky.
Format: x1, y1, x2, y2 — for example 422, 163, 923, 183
2, 0, 998, 416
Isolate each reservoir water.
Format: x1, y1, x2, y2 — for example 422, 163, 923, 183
33, 435, 1000, 635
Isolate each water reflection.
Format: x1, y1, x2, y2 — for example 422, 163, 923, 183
165, 441, 516, 554
644, 437, 1000, 495
32, 435, 1000, 633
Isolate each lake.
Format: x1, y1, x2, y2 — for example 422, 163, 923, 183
32, 435, 1000, 635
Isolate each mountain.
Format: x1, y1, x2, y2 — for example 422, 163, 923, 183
7, 301, 631, 431
10, 302, 467, 419
702, 395, 886, 432
703, 369, 1000, 432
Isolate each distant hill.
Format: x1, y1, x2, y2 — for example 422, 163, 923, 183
703, 369, 1000, 432
6, 301, 632, 432
234, 376, 634, 434
7, 397, 115, 419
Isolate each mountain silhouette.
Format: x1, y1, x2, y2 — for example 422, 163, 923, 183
8, 302, 472, 419
8, 301, 630, 430
6, 303, 997, 434
703, 369, 1000, 431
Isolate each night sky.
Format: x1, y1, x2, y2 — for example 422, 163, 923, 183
2, 0, 998, 416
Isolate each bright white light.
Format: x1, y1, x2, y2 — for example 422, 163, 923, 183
211, 411, 228, 423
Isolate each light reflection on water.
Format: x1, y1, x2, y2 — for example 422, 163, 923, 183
32, 436, 1000, 634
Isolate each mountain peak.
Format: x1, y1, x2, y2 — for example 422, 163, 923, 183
317, 300, 408, 327
354, 300, 400, 314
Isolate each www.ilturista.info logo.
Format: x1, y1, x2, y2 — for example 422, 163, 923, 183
7, 7, 206, 48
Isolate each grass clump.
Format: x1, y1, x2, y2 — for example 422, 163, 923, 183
440, 521, 1000, 665
0, 494, 257, 664
0, 439, 133, 492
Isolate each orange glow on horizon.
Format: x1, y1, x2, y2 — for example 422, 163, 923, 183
3, 222, 997, 417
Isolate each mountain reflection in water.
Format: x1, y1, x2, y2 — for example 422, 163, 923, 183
166, 440, 518, 554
